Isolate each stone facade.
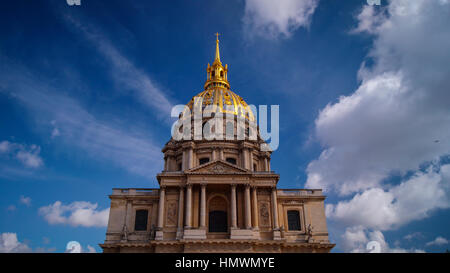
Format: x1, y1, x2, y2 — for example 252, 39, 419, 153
100, 37, 334, 253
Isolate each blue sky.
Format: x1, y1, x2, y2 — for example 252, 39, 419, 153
1, 0, 449, 253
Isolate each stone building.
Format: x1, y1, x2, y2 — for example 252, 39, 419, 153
100, 36, 334, 253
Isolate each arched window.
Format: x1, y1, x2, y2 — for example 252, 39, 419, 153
199, 157, 210, 165
287, 210, 301, 231
226, 157, 237, 165
178, 163, 182, 171
134, 209, 148, 231
253, 163, 257, 171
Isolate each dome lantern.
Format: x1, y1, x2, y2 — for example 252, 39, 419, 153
204, 33, 230, 90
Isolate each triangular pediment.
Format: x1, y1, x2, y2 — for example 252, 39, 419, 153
185, 160, 250, 174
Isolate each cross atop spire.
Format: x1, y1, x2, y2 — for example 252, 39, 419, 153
214, 32, 221, 63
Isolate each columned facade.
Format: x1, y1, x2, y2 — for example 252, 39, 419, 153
101, 36, 334, 253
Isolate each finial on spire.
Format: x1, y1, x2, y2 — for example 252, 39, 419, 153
214, 32, 221, 63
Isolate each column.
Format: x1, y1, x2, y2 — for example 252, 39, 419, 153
166, 156, 171, 171
157, 186, 166, 228
177, 186, 184, 229
188, 148, 193, 169
271, 187, 279, 229
219, 148, 224, 160
125, 199, 132, 228
182, 150, 186, 171
242, 149, 248, 169
264, 157, 268, 171
230, 184, 237, 228
249, 151, 254, 171
245, 184, 251, 229
185, 184, 192, 228
212, 148, 217, 161
200, 184, 206, 228
252, 186, 259, 229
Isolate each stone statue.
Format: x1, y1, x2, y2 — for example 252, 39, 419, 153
307, 224, 314, 242
121, 224, 128, 241
307, 224, 313, 235
150, 224, 156, 240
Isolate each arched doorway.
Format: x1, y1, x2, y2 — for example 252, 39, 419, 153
208, 195, 228, 233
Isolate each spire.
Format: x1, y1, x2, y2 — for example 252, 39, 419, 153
204, 33, 229, 90
214, 32, 221, 64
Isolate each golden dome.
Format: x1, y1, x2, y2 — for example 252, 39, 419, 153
186, 88, 255, 121
184, 33, 255, 122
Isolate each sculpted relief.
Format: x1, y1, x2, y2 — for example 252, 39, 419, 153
259, 202, 270, 227
166, 201, 178, 226
209, 164, 227, 173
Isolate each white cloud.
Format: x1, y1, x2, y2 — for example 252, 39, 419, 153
341, 226, 425, 253
326, 164, 450, 231
0, 140, 43, 168
34, 247, 57, 253
16, 146, 43, 168
19, 195, 32, 207
350, 5, 387, 35
39, 201, 109, 228
50, 120, 61, 139
1, 14, 169, 180
85, 245, 97, 253
306, 0, 450, 195
0, 141, 10, 153
243, 0, 319, 39
0, 233, 31, 253
306, 1, 450, 251
426, 236, 449, 246
0, 65, 163, 179
63, 14, 173, 119
51, 128, 60, 138
51, 128, 60, 139
0, 233, 56, 253
403, 232, 423, 241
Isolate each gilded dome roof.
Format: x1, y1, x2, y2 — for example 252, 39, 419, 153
185, 88, 255, 121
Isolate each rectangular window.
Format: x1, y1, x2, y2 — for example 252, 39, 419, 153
199, 157, 210, 165
287, 210, 301, 231
226, 157, 237, 165
134, 209, 148, 231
